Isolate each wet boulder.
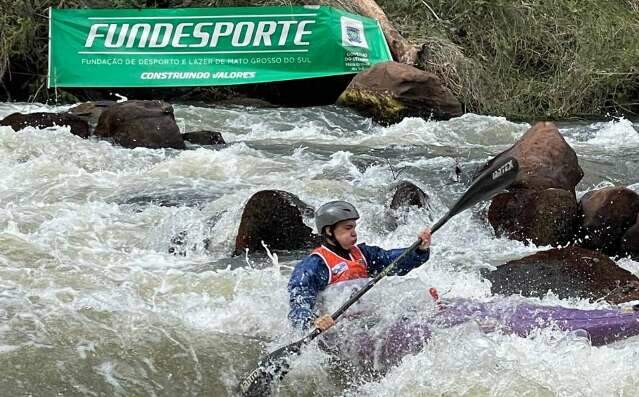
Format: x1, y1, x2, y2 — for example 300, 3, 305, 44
119, 190, 220, 209
95, 100, 185, 149
67, 101, 116, 128
621, 215, 639, 259
390, 181, 429, 210
0, 112, 89, 138
487, 188, 579, 246
183, 130, 225, 145
579, 187, 639, 255
485, 246, 639, 304
336, 61, 462, 126
385, 181, 430, 230
477, 122, 583, 191
233, 190, 318, 255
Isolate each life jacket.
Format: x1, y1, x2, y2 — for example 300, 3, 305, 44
312, 245, 368, 285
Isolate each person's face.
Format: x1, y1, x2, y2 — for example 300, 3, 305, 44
330, 219, 358, 250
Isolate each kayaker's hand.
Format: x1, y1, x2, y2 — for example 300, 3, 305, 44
314, 314, 335, 331
418, 228, 432, 250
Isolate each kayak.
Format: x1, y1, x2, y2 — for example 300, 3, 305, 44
433, 298, 639, 346
320, 298, 639, 373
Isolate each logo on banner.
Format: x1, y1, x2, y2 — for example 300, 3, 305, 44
340, 16, 368, 49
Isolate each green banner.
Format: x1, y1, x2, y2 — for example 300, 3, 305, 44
48, 6, 392, 88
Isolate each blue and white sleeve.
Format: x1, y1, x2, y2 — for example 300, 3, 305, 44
287, 255, 330, 330
359, 243, 430, 277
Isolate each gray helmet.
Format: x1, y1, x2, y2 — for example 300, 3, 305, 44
315, 201, 360, 233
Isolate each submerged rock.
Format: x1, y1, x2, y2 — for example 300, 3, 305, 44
0, 112, 89, 138
385, 181, 430, 230
183, 130, 225, 145
485, 246, 639, 304
389, 181, 429, 210
336, 61, 462, 125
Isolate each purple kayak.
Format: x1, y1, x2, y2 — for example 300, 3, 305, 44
321, 299, 639, 373
433, 298, 639, 346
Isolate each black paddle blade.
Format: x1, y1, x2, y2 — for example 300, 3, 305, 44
239, 339, 304, 397
451, 156, 518, 216
432, 156, 518, 233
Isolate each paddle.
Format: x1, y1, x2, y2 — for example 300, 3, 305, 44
239, 156, 519, 397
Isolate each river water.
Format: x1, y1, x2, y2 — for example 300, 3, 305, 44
0, 101, 638, 396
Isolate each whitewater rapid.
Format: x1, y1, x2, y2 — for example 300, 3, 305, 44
0, 101, 638, 396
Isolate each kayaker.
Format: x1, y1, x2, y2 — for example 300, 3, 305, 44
288, 200, 432, 331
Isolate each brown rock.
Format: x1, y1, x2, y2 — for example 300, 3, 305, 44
621, 214, 639, 259
385, 181, 430, 230
478, 122, 583, 191
390, 181, 429, 210
0, 112, 89, 138
485, 246, 639, 304
233, 190, 318, 255
336, 61, 462, 125
579, 187, 639, 255
183, 130, 225, 145
488, 188, 579, 246
67, 101, 116, 127
95, 100, 185, 149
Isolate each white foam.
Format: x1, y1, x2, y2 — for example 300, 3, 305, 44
588, 118, 639, 147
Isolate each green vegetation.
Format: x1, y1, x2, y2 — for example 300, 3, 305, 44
2, 0, 639, 119
1, 1, 49, 101
380, 0, 639, 119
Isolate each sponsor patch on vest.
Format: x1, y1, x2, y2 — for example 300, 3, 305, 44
332, 262, 348, 276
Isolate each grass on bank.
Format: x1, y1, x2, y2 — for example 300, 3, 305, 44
379, 0, 639, 119
2, 0, 639, 119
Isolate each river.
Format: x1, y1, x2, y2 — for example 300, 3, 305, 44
1, 101, 638, 396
